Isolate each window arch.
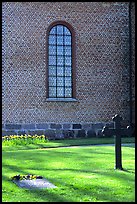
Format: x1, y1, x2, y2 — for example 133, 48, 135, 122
47, 21, 76, 99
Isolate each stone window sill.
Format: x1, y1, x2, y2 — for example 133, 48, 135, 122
45, 98, 77, 102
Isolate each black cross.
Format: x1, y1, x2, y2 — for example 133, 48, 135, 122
101, 114, 134, 170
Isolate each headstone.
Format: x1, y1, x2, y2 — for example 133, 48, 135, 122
13, 178, 57, 189
101, 114, 134, 170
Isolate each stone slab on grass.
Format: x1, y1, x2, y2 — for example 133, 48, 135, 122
13, 178, 57, 189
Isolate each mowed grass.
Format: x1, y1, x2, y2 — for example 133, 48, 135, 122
2, 137, 135, 151
2, 138, 135, 202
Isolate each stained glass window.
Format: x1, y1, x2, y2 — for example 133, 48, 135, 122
48, 24, 73, 98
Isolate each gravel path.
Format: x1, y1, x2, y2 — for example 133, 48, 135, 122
40, 143, 135, 149
60, 143, 135, 148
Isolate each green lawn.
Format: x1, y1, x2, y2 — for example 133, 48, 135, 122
2, 138, 135, 202
2, 137, 135, 151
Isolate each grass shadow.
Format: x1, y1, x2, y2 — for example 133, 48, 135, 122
2, 143, 135, 202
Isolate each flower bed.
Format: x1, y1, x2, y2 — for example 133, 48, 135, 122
11, 174, 43, 181
2, 134, 46, 141
2, 134, 48, 146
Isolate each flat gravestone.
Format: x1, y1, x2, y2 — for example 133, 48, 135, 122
13, 178, 57, 189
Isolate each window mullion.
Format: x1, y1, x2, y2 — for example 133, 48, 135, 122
63, 26, 65, 98
55, 26, 57, 98
71, 37, 73, 98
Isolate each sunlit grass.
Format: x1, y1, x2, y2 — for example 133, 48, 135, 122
2, 140, 135, 202
2, 136, 135, 151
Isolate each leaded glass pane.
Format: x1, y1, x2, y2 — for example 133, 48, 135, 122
49, 55, 56, 65
49, 35, 56, 45
64, 35, 71, 45
57, 46, 64, 55
57, 66, 64, 76
49, 45, 56, 55
57, 36, 63, 45
50, 27, 56, 35
57, 87, 64, 97
49, 87, 56, 97
49, 66, 56, 76
57, 77, 64, 86
48, 24, 73, 98
65, 77, 71, 87
57, 56, 63, 66
65, 88, 72, 97
49, 77, 56, 86
65, 57, 71, 66
64, 27, 71, 35
57, 25, 63, 35
64, 46, 71, 56
65, 67, 72, 76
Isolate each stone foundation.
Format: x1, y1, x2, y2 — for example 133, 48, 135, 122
2, 122, 114, 139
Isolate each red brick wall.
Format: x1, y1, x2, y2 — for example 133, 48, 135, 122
2, 2, 135, 128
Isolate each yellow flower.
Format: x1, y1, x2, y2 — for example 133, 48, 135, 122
13, 136, 17, 139
24, 135, 27, 139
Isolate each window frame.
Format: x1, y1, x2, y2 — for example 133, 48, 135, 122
46, 21, 76, 100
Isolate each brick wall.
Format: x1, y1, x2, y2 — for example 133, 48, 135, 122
131, 2, 135, 124
2, 2, 135, 137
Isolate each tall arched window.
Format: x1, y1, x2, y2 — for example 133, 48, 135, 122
47, 22, 75, 100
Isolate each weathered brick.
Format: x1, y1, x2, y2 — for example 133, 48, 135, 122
82, 124, 92, 130
96, 130, 104, 138
62, 124, 71, 130
105, 122, 114, 128
87, 129, 96, 138
22, 124, 35, 130
50, 124, 62, 130
5, 124, 22, 130
2, 130, 17, 136
92, 123, 104, 130
73, 124, 82, 129
2, 2, 135, 132
28, 130, 44, 136
36, 123, 49, 130
17, 131, 26, 136
44, 130, 56, 140
63, 130, 75, 138
77, 129, 86, 138
55, 130, 64, 139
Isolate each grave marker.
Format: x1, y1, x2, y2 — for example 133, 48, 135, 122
13, 178, 57, 189
102, 114, 134, 170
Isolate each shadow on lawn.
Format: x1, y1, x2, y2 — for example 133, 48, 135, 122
2, 166, 73, 202
40, 174, 134, 202
25, 181, 115, 202
2, 145, 135, 202
24, 188, 73, 202
2, 167, 135, 202
3, 163, 29, 175
3, 172, 73, 202
121, 168, 135, 174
